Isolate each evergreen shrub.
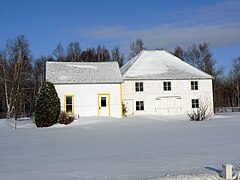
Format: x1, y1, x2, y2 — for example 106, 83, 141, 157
35, 81, 60, 127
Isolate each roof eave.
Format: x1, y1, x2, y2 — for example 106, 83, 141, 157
123, 77, 213, 81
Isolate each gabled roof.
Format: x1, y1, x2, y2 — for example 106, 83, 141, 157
121, 50, 214, 80
46, 61, 123, 84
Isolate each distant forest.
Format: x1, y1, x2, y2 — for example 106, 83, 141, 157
0, 35, 239, 118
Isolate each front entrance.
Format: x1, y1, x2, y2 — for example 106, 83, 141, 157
98, 94, 110, 116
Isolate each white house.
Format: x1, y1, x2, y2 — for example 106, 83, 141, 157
46, 61, 123, 118
121, 50, 214, 116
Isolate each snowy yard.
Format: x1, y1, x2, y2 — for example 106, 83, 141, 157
0, 113, 240, 180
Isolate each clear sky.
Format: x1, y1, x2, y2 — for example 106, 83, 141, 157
0, 0, 240, 74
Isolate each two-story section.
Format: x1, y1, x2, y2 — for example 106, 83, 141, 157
121, 50, 214, 116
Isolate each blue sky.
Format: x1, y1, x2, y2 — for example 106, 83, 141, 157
0, 0, 240, 74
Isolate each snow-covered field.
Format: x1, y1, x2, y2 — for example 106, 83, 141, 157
0, 113, 239, 180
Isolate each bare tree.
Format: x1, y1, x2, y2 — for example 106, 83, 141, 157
173, 46, 185, 60
96, 45, 110, 62
80, 48, 96, 62
185, 42, 216, 76
53, 43, 65, 61
187, 97, 213, 121
229, 57, 240, 107
129, 38, 145, 59
1, 35, 32, 118
111, 46, 124, 67
0, 51, 7, 117
66, 42, 81, 62
26, 56, 50, 115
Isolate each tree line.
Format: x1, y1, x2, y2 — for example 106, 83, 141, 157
0, 35, 239, 118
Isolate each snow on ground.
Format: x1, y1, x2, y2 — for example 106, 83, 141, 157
0, 113, 239, 180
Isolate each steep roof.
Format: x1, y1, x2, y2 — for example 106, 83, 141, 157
46, 61, 123, 84
121, 50, 214, 80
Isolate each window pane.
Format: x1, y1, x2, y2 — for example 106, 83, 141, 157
140, 101, 144, 110
195, 82, 198, 90
135, 82, 138, 91
136, 101, 140, 106
136, 101, 139, 110
196, 99, 199, 108
101, 97, 107, 107
136, 101, 144, 111
191, 81, 194, 90
136, 82, 143, 92
140, 82, 143, 91
191, 85, 194, 90
192, 99, 199, 108
66, 96, 72, 104
66, 105, 72, 113
163, 82, 171, 91
136, 106, 139, 110
168, 85, 171, 91
191, 81, 198, 90
163, 82, 166, 91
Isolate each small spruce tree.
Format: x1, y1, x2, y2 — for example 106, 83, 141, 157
35, 81, 60, 127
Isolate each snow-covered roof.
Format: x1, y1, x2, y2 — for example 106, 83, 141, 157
121, 50, 214, 80
46, 61, 123, 84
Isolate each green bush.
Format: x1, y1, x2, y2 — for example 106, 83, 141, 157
35, 81, 60, 127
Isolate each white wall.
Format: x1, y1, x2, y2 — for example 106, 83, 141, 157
54, 83, 122, 118
122, 79, 213, 116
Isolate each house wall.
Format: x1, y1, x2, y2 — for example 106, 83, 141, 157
122, 79, 213, 116
54, 83, 122, 118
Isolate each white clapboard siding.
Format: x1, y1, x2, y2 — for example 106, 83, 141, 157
122, 79, 213, 115
55, 83, 122, 118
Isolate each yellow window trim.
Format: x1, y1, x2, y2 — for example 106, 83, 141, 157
64, 94, 74, 114
120, 83, 123, 118
98, 93, 110, 116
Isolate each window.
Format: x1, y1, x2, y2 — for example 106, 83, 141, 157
192, 99, 199, 108
136, 101, 144, 111
135, 82, 143, 92
163, 82, 171, 91
191, 81, 198, 90
65, 95, 74, 113
101, 97, 107, 107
